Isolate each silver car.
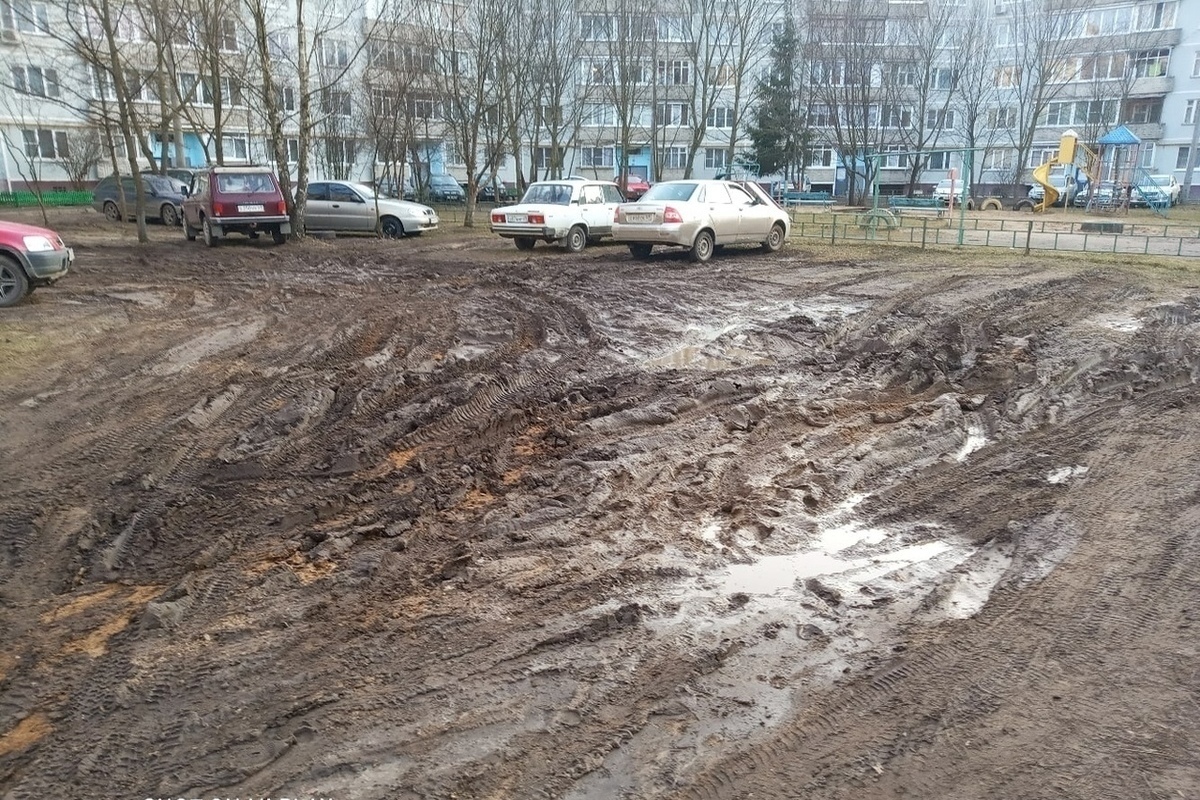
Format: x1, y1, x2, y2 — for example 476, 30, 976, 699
305, 181, 439, 237
612, 179, 790, 262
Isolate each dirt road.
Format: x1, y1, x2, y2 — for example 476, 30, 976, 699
2, 212, 1198, 799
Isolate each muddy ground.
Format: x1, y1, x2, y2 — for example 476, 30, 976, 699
2, 209, 1199, 799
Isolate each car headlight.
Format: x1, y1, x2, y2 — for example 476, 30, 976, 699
22, 235, 55, 252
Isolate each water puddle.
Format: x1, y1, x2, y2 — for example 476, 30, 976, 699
1090, 313, 1143, 333
648, 344, 772, 370
955, 419, 988, 461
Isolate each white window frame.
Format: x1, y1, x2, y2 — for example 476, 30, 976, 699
657, 59, 691, 85
663, 146, 688, 169
321, 38, 350, 68
706, 107, 733, 128
579, 14, 615, 41
1176, 146, 1191, 171
704, 147, 727, 170
655, 102, 688, 127
580, 145, 614, 168
220, 134, 250, 161
10, 64, 59, 98
21, 127, 67, 159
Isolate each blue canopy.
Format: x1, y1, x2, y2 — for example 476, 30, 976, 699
1098, 125, 1141, 146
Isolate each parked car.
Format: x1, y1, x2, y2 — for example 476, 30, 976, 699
619, 174, 651, 200
932, 178, 969, 206
166, 168, 196, 186
489, 178, 625, 252
181, 166, 291, 246
0, 219, 73, 307
304, 181, 438, 237
1136, 174, 1181, 208
92, 174, 187, 226
1029, 171, 1088, 207
427, 175, 467, 203
612, 179, 790, 263
476, 182, 519, 203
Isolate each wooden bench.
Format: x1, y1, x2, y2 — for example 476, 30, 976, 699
783, 191, 833, 209
887, 196, 947, 217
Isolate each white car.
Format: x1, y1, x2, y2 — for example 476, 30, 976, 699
489, 179, 625, 252
1142, 174, 1181, 207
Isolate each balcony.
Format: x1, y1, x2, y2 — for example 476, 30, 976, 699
1125, 122, 1164, 141
1129, 75, 1173, 97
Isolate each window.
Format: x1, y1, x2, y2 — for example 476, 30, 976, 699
579, 14, 614, 41
407, 95, 440, 119
988, 107, 1017, 129
1131, 49, 1170, 78
929, 67, 954, 90
706, 107, 732, 128
220, 77, 244, 107
325, 138, 356, 168
1079, 53, 1126, 81
1028, 147, 1058, 168
1194, 52, 1200, 78
663, 146, 688, 169
704, 147, 727, 170
178, 73, 213, 105
809, 146, 834, 167
535, 146, 561, 170
881, 145, 910, 169
580, 146, 614, 168
371, 88, 393, 117
1044, 102, 1073, 126
21, 128, 67, 159
925, 109, 955, 130
321, 38, 350, 68
220, 134, 249, 160
92, 66, 114, 100
581, 59, 613, 86
708, 64, 735, 85
1176, 146, 1191, 171
1136, 1, 1176, 31
216, 18, 238, 51
287, 137, 300, 163
1128, 98, 1162, 124
1081, 5, 1133, 36
881, 105, 912, 129
926, 151, 951, 170
11, 65, 58, 98
657, 15, 686, 41
4, 0, 49, 34
1140, 142, 1155, 169
404, 45, 435, 73
279, 85, 297, 112
886, 64, 918, 87
986, 149, 1015, 171
657, 59, 690, 85
369, 39, 397, 68
268, 30, 291, 59
809, 104, 834, 128
655, 102, 688, 126
993, 65, 1019, 87
1187, 100, 1196, 126
581, 103, 615, 126
1075, 100, 1116, 126
536, 104, 560, 129
128, 70, 158, 102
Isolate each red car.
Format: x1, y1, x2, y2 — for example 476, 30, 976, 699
620, 174, 651, 200
181, 166, 291, 246
0, 219, 73, 307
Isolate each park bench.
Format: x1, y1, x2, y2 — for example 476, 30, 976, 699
782, 190, 833, 209
887, 196, 947, 217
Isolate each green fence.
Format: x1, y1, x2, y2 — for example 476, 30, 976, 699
0, 191, 93, 208
787, 210, 1200, 259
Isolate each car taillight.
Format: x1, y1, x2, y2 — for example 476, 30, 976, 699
277, 200, 287, 214
663, 206, 683, 223
491, 212, 505, 223
213, 201, 225, 216
528, 214, 545, 225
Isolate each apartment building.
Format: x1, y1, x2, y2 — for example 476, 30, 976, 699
0, 0, 1197, 200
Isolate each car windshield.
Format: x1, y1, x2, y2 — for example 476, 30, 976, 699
641, 182, 697, 202
430, 176, 458, 187
146, 177, 178, 194
216, 173, 277, 194
348, 182, 381, 199
520, 184, 573, 205
1151, 176, 1172, 186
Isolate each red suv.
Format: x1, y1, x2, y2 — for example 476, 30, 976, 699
182, 166, 291, 246
0, 219, 73, 307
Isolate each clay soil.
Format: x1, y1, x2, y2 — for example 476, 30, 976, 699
2, 208, 1199, 800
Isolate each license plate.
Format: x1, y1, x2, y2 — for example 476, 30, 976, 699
506, 214, 527, 223
629, 213, 655, 223
238, 204, 265, 213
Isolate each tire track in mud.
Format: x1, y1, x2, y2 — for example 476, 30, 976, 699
669, 386, 1200, 800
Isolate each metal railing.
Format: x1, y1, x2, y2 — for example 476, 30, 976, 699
0, 190, 93, 208
786, 210, 1200, 258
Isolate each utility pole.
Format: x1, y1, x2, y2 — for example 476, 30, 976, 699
1184, 98, 1200, 204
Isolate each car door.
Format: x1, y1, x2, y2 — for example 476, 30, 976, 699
699, 182, 740, 243
729, 183, 772, 241
304, 183, 333, 229
328, 183, 375, 231
579, 184, 613, 237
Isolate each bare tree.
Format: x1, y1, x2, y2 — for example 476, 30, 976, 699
524, 0, 586, 183
716, 0, 783, 179
950, 1, 1005, 190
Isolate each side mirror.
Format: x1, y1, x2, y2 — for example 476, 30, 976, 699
182, 186, 191, 197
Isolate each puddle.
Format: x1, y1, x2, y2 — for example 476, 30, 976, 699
955, 419, 988, 461
1090, 313, 1143, 333
648, 344, 772, 370
1047, 465, 1088, 484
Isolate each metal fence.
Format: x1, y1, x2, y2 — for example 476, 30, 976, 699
787, 210, 1200, 258
0, 191, 93, 208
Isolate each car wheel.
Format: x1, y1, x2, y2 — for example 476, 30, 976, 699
628, 243, 652, 259
160, 203, 179, 227
761, 222, 786, 253
0, 256, 30, 308
271, 229, 287, 245
689, 229, 715, 263
202, 216, 219, 247
103, 201, 121, 222
515, 237, 536, 251
381, 216, 403, 238
564, 225, 587, 253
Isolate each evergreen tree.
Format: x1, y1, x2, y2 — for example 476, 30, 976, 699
748, 18, 807, 182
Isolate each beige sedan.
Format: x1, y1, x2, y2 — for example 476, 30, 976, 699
612, 179, 790, 262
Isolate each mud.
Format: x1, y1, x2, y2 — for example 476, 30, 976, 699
2, 210, 1199, 799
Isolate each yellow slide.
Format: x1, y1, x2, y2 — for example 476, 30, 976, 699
1032, 161, 1058, 212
